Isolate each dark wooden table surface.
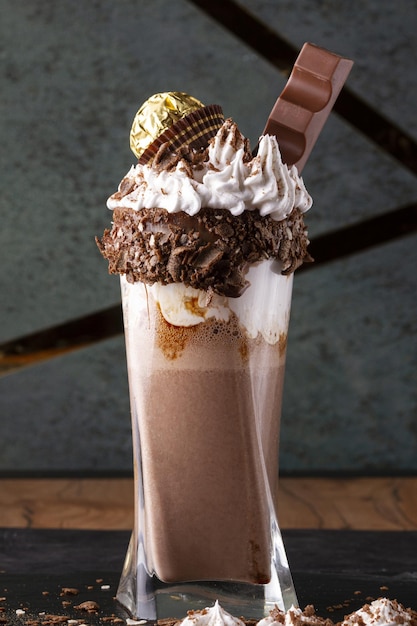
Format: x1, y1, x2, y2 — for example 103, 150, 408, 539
1, 528, 416, 625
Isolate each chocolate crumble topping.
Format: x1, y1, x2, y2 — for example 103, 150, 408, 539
96, 206, 312, 298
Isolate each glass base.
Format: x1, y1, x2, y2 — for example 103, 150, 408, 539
116, 524, 298, 621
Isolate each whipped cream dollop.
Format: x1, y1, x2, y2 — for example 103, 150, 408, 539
341, 598, 417, 626
107, 119, 312, 221
178, 601, 245, 626
257, 604, 327, 626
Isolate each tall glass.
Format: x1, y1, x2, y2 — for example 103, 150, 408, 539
116, 259, 297, 620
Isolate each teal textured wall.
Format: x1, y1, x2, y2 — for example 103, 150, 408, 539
1, 0, 416, 474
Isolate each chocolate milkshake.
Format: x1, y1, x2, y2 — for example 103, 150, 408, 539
119, 263, 291, 585
97, 43, 353, 619
97, 106, 310, 617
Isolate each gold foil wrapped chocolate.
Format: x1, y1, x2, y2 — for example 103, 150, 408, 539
130, 92, 225, 164
130, 92, 203, 159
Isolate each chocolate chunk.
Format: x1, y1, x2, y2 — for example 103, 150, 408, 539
60, 588, 79, 596
262, 43, 353, 172
74, 600, 100, 613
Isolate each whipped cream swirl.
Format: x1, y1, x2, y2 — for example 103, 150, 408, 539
178, 601, 245, 626
107, 119, 312, 221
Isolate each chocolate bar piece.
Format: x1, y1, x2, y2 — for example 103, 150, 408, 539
263, 43, 353, 172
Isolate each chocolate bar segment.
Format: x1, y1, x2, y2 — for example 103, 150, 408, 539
263, 43, 353, 172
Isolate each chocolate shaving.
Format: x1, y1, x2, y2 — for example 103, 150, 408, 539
60, 588, 79, 597
41, 616, 70, 625
152, 142, 206, 174
74, 600, 100, 613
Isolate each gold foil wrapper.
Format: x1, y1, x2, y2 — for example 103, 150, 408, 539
130, 92, 204, 160
138, 104, 225, 165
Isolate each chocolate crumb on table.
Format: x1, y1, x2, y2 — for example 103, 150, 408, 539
74, 601, 100, 613
60, 590, 79, 598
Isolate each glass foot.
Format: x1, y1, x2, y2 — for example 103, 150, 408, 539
116, 523, 297, 621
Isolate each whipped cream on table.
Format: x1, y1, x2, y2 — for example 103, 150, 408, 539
107, 119, 312, 221
341, 598, 417, 626
257, 604, 329, 626
175, 599, 417, 626
177, 601, 245, 626
256, 598, 417, 626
